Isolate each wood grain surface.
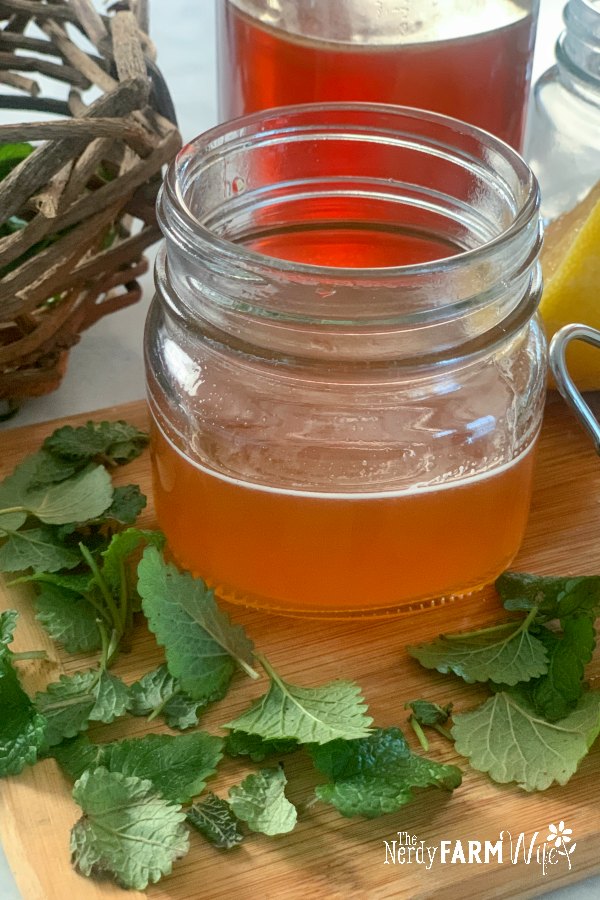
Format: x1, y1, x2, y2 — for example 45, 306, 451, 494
0, 395, 599, 900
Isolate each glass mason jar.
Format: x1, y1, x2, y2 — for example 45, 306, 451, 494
216, 0, 540, 149
525, 0, 600, 220
145, 104, 546, 618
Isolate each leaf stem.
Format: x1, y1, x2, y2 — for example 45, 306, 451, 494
408, 715, 429, 751
118, 559, 128, 634
433, 724, 454, 742
442, 607, 540, 643
147, 686, 181, 723
12, 649, 47, 661
98, 620, 110, 669
0, 505, 27, 517
520, 606, 540, 634
79, 543, 121, 634
256, 654, 279, 685
442, 621, 518, 640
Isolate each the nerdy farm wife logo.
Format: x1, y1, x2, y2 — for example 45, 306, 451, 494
383, 821, 576, 876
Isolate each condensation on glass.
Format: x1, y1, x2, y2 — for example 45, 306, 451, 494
145, 104, 546, 617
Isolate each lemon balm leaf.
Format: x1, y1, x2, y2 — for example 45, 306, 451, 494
407, 612, 548, 685
103, 484, 147, 525
530, 617, 596, 722
52, 735, 104, 782
187, 793, 244, 849
0, 609, 18, 650
0, 527, 81, 574
44, 421, 149, 465
100, 732, 224, 804
35, 583, 102, 654
15, 464, 113, 525
224, 730, 299, 762
70, 768, 189, 890
35, 670, 129, 747
54, 732, 223, 804
128, 665, 207, 731
0, 659, 47, 776
35, 671, 99, 746
496, 571, 600, 622
228, 767, 297, 836
225, 656, 372, 744
452, 689, 600, 791
91, 671, 130, 724
310, 727, 462, 818
138, 547, 258, 701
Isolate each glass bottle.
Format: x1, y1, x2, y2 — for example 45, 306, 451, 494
525, 0, 600, 220
146, 103, 546, 618
217, 0, 539, 149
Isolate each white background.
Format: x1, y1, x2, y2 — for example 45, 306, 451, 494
1, 2, 598, 899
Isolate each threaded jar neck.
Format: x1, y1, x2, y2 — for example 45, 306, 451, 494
557, 0, 600, 95
157, 103, 541, 366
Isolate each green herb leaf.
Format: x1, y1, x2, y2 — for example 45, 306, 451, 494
92, 670, 130, 724
0, 463, 113, 526
10, 571, 93, 594
35, 669, 129, 747
162, 692, 207, 731
224, 730, 299, 762
530, 618, 596, 722
0, 668, 47, 777
0, 609, 18, 650
404, 699, 453, 727
128, 664, 206, 730
45, 421, 149, 466
35, 583, 101, 654
52, 735, 104, 782
27, 453, 81, 488
35, 671, 98, 746
70, 768, 189, 890
138, 547, 257, 702
225, 657, 372, 745
0, 527, 81, 574
452, 689, 600, 791
408, 615, 548, 685
54, 731, 223, 804
187, 793, 243, 849
309, 727, 462, 818
0, 657, 47, 776
98, 732, 224, 803
496, 572, 600, 623
101, 528, 164, 596
228, 767, 297, 835
103, 484, 147, 525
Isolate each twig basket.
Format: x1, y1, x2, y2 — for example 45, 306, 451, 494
0, 0, 181, 404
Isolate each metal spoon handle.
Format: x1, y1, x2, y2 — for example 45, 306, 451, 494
549, 323, 600, 455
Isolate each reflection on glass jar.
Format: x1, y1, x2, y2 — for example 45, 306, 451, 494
145, 104, 546, 617
217, 0, 539, 149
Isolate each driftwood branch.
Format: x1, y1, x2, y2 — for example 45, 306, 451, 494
0, 0, 182, 403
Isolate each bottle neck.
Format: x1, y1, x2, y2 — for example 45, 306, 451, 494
556, 0, 600, 98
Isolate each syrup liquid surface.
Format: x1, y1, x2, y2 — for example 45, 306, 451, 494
218, 0, 537, 148
151, 423, 537, 615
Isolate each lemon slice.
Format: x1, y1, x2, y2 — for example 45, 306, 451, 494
540, 180, 600, 390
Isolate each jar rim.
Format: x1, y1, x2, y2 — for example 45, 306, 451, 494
162, 101, 539, 282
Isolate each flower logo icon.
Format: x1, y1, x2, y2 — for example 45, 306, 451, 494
547, 821, 573, 848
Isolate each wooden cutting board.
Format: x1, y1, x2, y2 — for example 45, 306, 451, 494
1, 394, 599, 900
